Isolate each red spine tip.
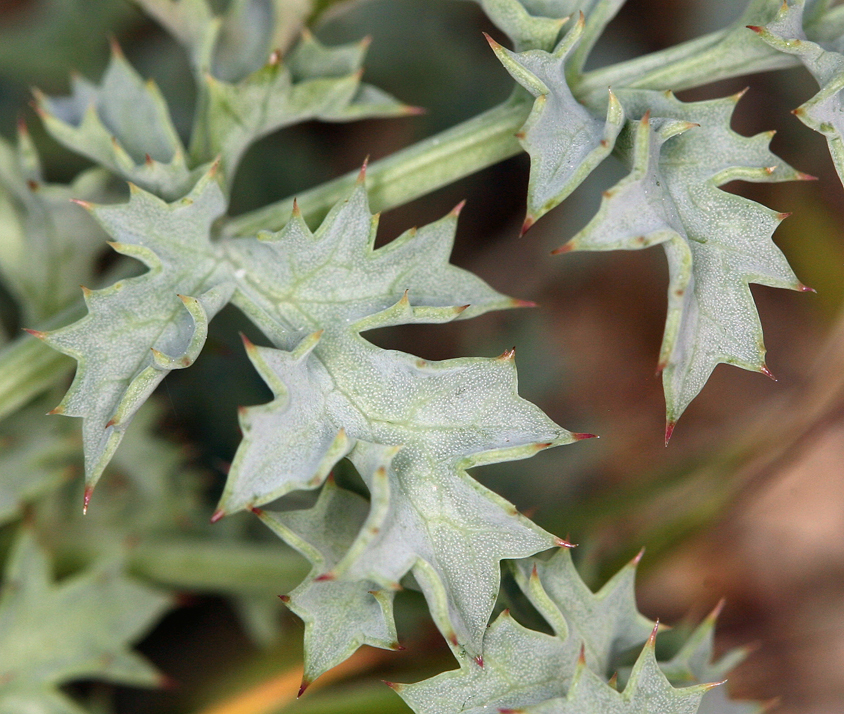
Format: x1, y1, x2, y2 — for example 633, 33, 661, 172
482, 32, 501, 50
393, 643, 407, 651
519, 216, 535, 238
746, 25, 763, 33
775, 211, 791, 221
578, 643, 586, 665
23, 328, 47, 340
158, 674, 179, 691
760, 364, 777, 382
298, 681, 310, 698
632, 547, 646, 566
555, 537, 576, 548
144, 153, 153, 166
664, 421, 676, 446
26, 179, 39, 192
448, 633, 459, 647
357, 157, 369, 183
278, 594, 291, 603
797, 171, 819, 181
210, 509, 226, 523
315, 572, 336, 582
571, 432, 598, 441
551, 242, 574, 255
70, 198, 93, 210
511, 298, 538, 308
450, 199, 467, 217
403, 105, 427, 116
648, 619, 660, 646
250, 506, 264, 516
82, 486, 93, 515
474, 655, 484, 668
17, 116, 28, 135
798, 283, 817, 293
709, 597, 726, 621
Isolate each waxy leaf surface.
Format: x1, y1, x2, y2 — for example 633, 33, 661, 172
753, 0, 844, 188
557, 91, 807, 427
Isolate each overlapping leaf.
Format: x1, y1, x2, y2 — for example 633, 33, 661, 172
36, 0, 412, 196
256, 473, 400, 689
34, 168, 233, 499
0, 528, 171, 713
396, 552, 717, 714
0, 123, 110, 322
752, 0, 844, 188
488, 14, 624, 233
554, 90, 809, 431
214, 180, 582, 660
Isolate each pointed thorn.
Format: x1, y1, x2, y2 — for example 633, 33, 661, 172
482, 32, 502, 51
641, 109, 651, 124
703, 679, 727, 692
157, 674, 179, 691
26, 179, 39, 192
555, 537, 577, 548
144, 153, 154, 166
23, 328, 47, 340
237, 406, 247, 418
70, 198, 93, 211
83, 486, 93, 515
664, 421, 676, 446
519, 216, 535, 238
208, 157, 221, 178
655, 360, 667, 376
17, 115, 28, 136
648, 619, 660, 647
746, 25, 763, 33
105, 417, 117, 429
632, 547, 646, 566
108, 35, 124, 57
448, 633, 459, 647
81, 285, 93, 298
498, 710, 524, 714
383, 680, 405, 691
356, 157, 370, 183
551, 242, 575, 255
775, 211, 791, 221
278, 595, 291, 604
475, 655, 484, 668
402, 105, 427, 116
511, 298, 538, 308
393, 643, 407, 651
250, 506, 264, 516
792, 107, 805, 117
608, 672, 618, 690
450, 199, 467, 217
531, 563, 539, 579
798, 283, 817, 293
760, 364, 777, 382
709, 597, 726, 622
210, 509, 226, 523
797, 171, 818, 181
240, 332, 256, 351
269, 49, 281, 66
578, 643, 586, 666
571, 432, 598, 441
47, 405, 64, 416
315, 572, 336, 582
298, 680, 310, 698
499, 347, 516, 361
600, 139, 609, 148
515, 131, 526, 140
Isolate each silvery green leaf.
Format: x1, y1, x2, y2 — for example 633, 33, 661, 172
556, 90, 809, 431
34, 45, 204, 201
189, 32, 413, 181
0, 124, 110, 322
256, 475, 399, 687
511, 548, 654, 676
0, 528, 171, 712
472, 0, 570, 51
522, 629, 716, 714
660, 603, 764, 714
0, 399, 76, 526
752, 0, 844, 188
212, 179, 580, 658
36, 168, 234, 498
395, 609, 573, 714
488, 16, 624, 233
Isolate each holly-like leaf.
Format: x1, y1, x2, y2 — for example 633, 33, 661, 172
751, 0, 844, 188
554, 90, 810, 432
511, 548, 654, 676
522, 629, 717, 714
0, 123, 111, 322
34, 43, 204, 201
487, 15, 624, 234
0, 528, 171, 713
34, 167, 234, 499
661, 602, 764, 714
255, 473, 400, 688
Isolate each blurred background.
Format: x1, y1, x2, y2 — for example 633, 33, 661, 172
0, 0, 843, 712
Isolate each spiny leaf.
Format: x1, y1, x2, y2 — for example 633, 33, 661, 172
752, 0, 844, 188
511, 548, 654, 676
555, 90, 808, 429
522, 629, 716, 714
0, 528, 171, 712
37, 168, 233, 499
472, 0, 571, 51
0, 123, 111, 322
661, 602, 764, 714
34, 43, 203, 201
211, 180, 581, 659
255, 474, 399, 686
487, 16, 624, 233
